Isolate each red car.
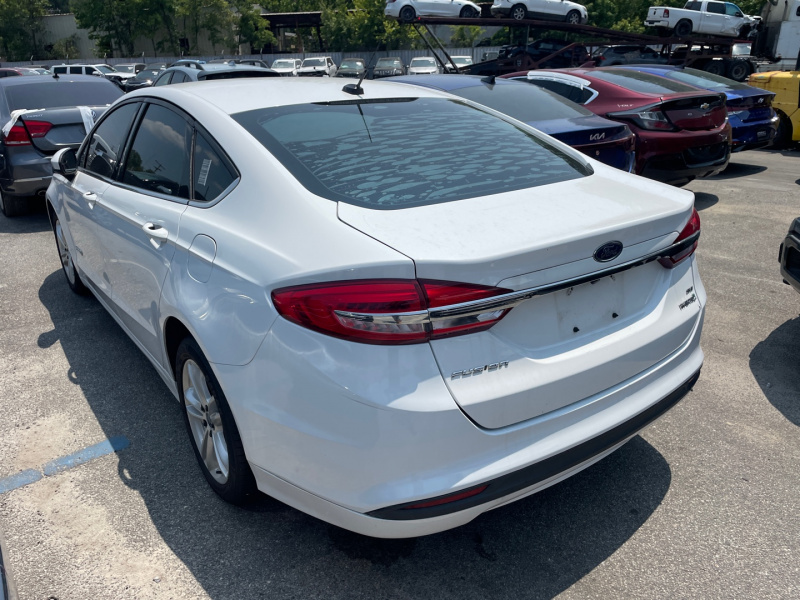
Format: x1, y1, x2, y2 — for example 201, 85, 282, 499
503, 68, 732, 186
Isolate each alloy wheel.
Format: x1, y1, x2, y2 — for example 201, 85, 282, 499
182, 359, 229, 484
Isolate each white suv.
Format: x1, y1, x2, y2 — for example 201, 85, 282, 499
491, 0, 588, 23
51, 64, 136, 87
297, 56, 337, 77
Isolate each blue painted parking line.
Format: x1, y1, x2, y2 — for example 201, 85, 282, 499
0, 470, 42, 495
42, 435, 130, 476
0, 435, 129, 495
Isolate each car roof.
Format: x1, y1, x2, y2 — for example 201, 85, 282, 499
125, 77, 453, 115
0, 74, 109, 87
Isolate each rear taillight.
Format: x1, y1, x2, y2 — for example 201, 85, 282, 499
660, 208, 700, 269
663, 8, 669, 17
608, 104, 675, 131
3, 120, 52, 146
272, 279, 512, 345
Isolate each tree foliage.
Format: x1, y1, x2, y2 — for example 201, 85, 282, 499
0, 0, 48, 61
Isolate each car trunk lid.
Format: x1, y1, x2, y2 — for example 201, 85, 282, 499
338, 171, 701, 428
662, 93, 727, 130
16, 106, 110, 155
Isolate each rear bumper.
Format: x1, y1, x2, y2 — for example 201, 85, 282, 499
0, 149, 52, 197
730, 117, 778, 152
635, 126, 731, 185
213, 267, 706, 537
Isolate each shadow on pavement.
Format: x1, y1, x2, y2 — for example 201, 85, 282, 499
711, 162, 767, 180
0, 201, 49, 234
37, 269, 673, 600
750, 314, 800, 427
694, 192, 719, 211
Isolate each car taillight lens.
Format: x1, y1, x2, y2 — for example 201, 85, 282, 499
3, 120, 52, 146
660, 208, 700, 269
663, 8, 669, 17
608, 104, 675, 131
272, 279, 512, 344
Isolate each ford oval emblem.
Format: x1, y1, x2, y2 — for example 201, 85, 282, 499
594, 241, 623, 263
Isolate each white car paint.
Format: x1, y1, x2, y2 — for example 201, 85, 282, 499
271, 58, 302, 76
385, 0, 482, 20
408, 57, 440, 74
47, 78, 705, 538
490, 0, 589, 23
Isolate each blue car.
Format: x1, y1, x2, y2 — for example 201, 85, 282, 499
387, 74, 635, 171
616, 65, 778, 152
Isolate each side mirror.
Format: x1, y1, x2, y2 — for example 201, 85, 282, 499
51, 148, 77, 180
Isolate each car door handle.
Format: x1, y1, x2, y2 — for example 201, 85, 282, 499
83, 191, 97, 207
142, 222, 169, 242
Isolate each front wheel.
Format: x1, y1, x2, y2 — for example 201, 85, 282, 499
177, 337, 256, 504
50, 208, 89, 295
459, 6, 479, 18
674, 19, 693, 37
565, 10, 581, 25
399, 5, 416, 22
510, 4, 527, 20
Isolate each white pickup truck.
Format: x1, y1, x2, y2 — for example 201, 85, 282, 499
645, 1, 760, 38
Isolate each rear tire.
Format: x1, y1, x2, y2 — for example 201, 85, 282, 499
0, 189, 27, 218
510, 4, 527, 20
177, 337, 256, 505
773, 111, 793, 149
399, 5, 416, 22
727, 58, 750, 81
674, 19, 693, 37
459, 6, 479, 18
701, 60, 725, 76
565, 10, 581, 25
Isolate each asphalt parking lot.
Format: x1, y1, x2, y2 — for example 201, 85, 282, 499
0, 148, 798, 600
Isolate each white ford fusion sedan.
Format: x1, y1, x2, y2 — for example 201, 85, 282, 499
46, 78, 705, 538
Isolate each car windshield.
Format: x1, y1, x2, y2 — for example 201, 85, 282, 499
452, 82, 594, 122
660, 67, 752, 91
341, 60, 365, 68
134, 69, 161, 80
411, 58, 437, 67
452, 57, 473, 66
233, 97, 588, 209
590, 69, 699, 94
273, 60, 296, 68
302, 58, 326, 67
95, 65, 116, 74
376, 58, 402, 68
4, 80, 122, 111
117, 65, 136, 73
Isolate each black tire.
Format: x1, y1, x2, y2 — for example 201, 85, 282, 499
702, 60, 725, 76
510, 4, 527, 20
399, 5, 416, 22
0, 189, 27, 218
176, 337, 256, 504
674, 19, 693, 37
773, 111, 793, 149
565, 9, 581, 25
49, 206, 89, 295
727, 58, 750, 81
737, 24, 751, 39
459, 6, 479, 18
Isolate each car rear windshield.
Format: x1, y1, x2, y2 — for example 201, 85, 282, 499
452, 82, 594, 122
664, 67, 752, 91
303, 58, 326, 67
376, 59, 402, 68
341, 60, 365, 68
4, 80, 122, 111
233, 97, 589, 209
590, 69, 699, 94
411, 58, 437, 67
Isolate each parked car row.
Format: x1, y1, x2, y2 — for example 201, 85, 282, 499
38, 76, 706, 539
384, 0, 589, 23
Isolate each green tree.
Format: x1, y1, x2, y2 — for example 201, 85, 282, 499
50, 34, 80, 60
0, 0, 49, 60
450, 25, 483, 47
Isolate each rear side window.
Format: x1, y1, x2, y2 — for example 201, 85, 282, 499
122, 104, 191, 199
4, 80, 122, 112
69, 67, 82, 75
589, 69, 699, 94
83, 102, 140, 178
528, 79, 588, 104
193, 132, 236, 201
153, 72, 172, 86
233, 97, 589, 209
451, 82, 593, 122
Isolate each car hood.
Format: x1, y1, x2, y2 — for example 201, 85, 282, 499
272, 67, 297, 73
298, 66, 327, 72
409, 67, 438, 74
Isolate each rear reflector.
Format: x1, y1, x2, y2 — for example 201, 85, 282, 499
659, 208, 700, 268
402, 484, 489, 510
272, 279, 512, 345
